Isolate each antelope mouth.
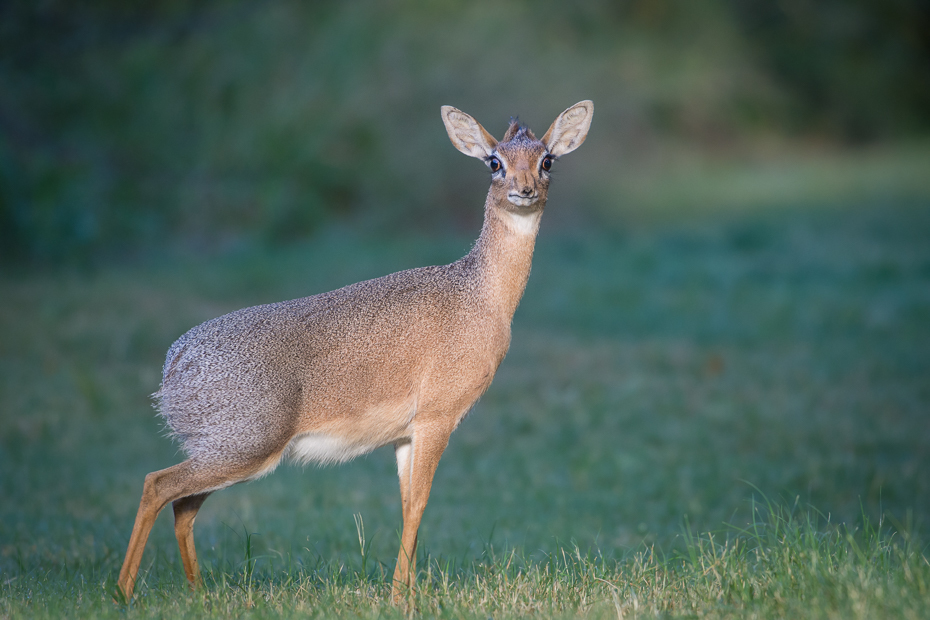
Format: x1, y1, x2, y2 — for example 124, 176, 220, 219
507, 193, 539, 207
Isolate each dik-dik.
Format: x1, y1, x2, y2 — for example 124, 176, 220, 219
117, 101, 593, 602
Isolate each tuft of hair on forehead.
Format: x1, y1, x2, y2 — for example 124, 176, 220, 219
501, 118, 538, 143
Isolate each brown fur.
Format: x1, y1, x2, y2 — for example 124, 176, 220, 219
117, 101, 593, 604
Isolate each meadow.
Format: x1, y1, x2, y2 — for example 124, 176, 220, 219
2, 148, 930, 618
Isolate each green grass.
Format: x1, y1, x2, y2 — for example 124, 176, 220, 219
2, 186, 929, 616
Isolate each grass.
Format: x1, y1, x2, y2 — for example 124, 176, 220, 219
1, 168, 929, 616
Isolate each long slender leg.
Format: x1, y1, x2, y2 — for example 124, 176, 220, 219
394, 440, 412, 518
391, 428, 451, 604
118, 466, 181, 599
173, 492, 211, 588
118, 459, 243, 599
392, 441, 412, 600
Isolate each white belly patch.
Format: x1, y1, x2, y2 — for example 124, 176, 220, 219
286, 433, 382, 466
286, 397, 417, 466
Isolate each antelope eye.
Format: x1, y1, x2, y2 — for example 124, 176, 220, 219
488, 156, 502, 173
541, 156, 552, 172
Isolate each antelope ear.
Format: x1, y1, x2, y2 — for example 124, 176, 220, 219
541, 100, 593, 157
441, 106, 498, 159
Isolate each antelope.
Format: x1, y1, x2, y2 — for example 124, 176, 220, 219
117, 101, 593, 602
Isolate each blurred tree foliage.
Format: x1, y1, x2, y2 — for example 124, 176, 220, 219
728, 0, 930, 140
1, 0, 928, 265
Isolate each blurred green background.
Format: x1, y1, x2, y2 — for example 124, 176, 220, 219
2, 0, 928, 265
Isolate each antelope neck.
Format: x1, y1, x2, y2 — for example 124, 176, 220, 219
465, 193, 542, 321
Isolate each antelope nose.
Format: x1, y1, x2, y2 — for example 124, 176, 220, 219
520, 186, 533, 196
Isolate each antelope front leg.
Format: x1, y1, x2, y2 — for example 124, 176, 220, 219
392, 427, 451, 604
